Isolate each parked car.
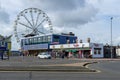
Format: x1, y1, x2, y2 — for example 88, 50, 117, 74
37, 52, 51, 59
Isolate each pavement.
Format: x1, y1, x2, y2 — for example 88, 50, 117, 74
0, 56, 119, 72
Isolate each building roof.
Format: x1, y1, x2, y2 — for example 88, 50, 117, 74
21, 33, 77, 39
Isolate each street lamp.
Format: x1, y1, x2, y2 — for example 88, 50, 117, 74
110, 17, 113, 58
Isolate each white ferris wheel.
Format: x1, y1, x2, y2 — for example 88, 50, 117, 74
14, 8, 53, 43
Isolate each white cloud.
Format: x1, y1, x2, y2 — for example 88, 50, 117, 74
18, 0, 98, 28
0, 9, 10, 24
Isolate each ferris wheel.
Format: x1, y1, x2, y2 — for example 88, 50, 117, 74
14, 8, 53, 42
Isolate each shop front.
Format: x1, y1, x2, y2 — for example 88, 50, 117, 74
21, 43, 49, 56
50, 43, 104, 58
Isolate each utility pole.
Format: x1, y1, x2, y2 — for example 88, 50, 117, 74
110, 17, 113, 58
0, 0, 1, 9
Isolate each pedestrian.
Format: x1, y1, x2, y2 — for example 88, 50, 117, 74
62, 54, 64, 59
1, 52, 3, 60
68, 52, 72, 58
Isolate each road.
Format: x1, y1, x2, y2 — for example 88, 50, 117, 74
89, 60, 120, 73
0, 60, 120, 80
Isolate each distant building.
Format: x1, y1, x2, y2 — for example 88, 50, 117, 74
0, 35, 12, 59
104, 44, 116, 58
116, 46, 120, 57
0, 40, 8, 52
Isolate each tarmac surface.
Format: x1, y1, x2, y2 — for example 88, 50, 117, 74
0, 56, 119, 72
1, 56, 120, 80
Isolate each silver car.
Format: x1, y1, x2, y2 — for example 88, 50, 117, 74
37, 52, 51, 59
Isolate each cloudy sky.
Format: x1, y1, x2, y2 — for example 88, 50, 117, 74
0, 0, 120, 50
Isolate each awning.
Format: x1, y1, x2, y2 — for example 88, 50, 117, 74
65, 47, 91, 52
65, 49, 77, 52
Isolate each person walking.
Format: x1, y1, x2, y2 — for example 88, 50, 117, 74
61, 51, 65, 59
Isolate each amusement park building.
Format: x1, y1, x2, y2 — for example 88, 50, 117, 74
21, 32, 77, 55
21, 32, 104, 58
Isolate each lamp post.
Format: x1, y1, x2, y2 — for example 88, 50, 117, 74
110, 17, 113, 58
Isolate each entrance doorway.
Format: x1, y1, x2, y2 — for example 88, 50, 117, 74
83, 50, 91, 58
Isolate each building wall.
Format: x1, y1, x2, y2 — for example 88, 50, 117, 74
0, 40, 8, 59
116, 48, 120, 57
50, 43, 104, 58
0, 40, 7, 51
7, 42, 11, 50
104, 46, 116, 58
21, 34, 77, 51
50, 43, 90, 49
90, 43, 104, 58
22, 43, 49, 50
52, 34, 77, 44
20, 33, 104, 58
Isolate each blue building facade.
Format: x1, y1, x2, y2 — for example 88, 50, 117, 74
51, 34, 77, 44
21, 33, 77, 55
0, 40, 7, 51
0, 40, 8, 59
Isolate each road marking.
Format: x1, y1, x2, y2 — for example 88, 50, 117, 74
85, 62, 101, 73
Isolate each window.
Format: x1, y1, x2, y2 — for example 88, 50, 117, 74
98, 50, 101, 54
1, 41, 5, 46
25, 39, 29, 45
21, 40, 23, 46
38, 37, 41, 43
94, 50, 97, 54
48, 36, 51, 42
29, 38, 33, 44
66, 37, 70, 44
40, 36, 43, 43
53, 36, 59, 42
22, 35, 52, 45
67, 39, 70, 44
94, 48, 101, 55
34, 38, 38, 44
43, 36, 46, 43
45, 36, 48, 42
39, 36, 43, 43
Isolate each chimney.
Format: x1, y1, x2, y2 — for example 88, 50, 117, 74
87, 38, 90, 43
69, 32, 74, 36
76, 39, 78, 43
80, 39, 82, 43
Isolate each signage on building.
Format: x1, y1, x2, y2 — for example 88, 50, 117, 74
73, 43, 79, 48
60, 45, 63, 48
52, 45, 55, 49
50, 43, 90, 49
94, 43, 99, 47
68, 44, 70, 48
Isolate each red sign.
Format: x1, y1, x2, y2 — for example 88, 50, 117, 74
73, 43, 79, 47
94, 43, 99, 47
